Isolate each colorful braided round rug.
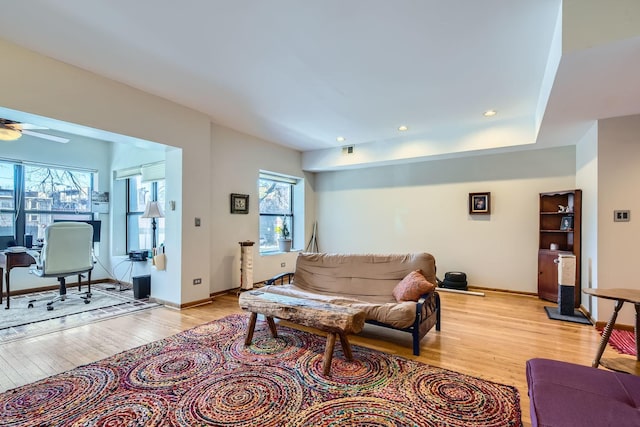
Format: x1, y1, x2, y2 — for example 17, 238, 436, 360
0, 313, 522, 426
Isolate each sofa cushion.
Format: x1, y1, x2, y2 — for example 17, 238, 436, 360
526, 358, 640, 427
392, 270, 435, 302
293, 252, 437, 304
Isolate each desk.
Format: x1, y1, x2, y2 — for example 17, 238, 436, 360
0, 251, 36, 309
584, 288, 640, 375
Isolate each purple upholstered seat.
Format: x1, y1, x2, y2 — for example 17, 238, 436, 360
526, 358, 640, 427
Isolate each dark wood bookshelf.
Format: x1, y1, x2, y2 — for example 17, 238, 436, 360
538, 190, 582, 305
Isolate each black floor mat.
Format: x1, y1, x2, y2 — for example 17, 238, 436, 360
544, 306, 592, 325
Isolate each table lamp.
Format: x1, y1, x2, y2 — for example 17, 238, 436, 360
141, 201, 164, 249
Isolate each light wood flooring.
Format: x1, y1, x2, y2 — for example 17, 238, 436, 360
0, 289, 629, 427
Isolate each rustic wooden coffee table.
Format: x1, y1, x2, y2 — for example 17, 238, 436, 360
238, 290, 365, 376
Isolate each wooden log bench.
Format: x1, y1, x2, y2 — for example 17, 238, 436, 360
238, 290, 366, 376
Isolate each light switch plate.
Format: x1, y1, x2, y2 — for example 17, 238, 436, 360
614, 210, 630, 222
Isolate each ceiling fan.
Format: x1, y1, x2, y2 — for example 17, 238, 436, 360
0, 118, 70, 143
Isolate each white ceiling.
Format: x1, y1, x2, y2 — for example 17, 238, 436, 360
0, 1, 639, 170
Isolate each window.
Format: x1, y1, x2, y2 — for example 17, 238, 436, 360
0, 163, 15, 247
126, 175, 165, 252
259, 172, 297, 253
0, 160, 96, 249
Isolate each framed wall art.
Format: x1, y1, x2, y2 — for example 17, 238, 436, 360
230, 193, 249, 214
469, 192, 491, 214
560, 215, 573, 231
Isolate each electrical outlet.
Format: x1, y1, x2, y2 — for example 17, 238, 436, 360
193, 278, 202, 285
614, 210, 630, 222
281, 262, 286, 268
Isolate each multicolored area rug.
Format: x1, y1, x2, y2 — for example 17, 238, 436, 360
598, 328, 637, 356
0, 314, 522, 426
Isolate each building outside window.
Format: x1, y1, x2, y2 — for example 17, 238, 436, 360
0, 161, 95, 248
126, 175, 165, 252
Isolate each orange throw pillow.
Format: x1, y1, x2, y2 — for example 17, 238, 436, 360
392, 270, 436, 302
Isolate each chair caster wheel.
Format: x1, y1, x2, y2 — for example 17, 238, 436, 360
28, 303, 33, 308
47, 305, 53, 311
84, 300, 90, 304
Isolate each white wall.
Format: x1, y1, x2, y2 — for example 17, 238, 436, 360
315, 146, 576, 293
563, 0, 640, 52
0, 39, 310, 303
210, 124, 314, 293
575, 123, 598, 316
596, 114, 640, 324
0, 135, 111, 291
9, 36, 636, 319
0, 38, 212, 306
108, 141, 173, 301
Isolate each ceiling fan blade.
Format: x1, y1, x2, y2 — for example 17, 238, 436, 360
22, 130, 70, 143
1, 120, 47, 131
15, 123, 48, 130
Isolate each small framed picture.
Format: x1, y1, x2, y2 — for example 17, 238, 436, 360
469, 192, 491, 214
560, 216, 573, 231
230, 193, 249, 214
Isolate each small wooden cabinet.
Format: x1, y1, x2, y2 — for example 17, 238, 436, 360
538, 190, 581, 306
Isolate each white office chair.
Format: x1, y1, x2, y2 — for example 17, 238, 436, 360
28, 222, 95, 311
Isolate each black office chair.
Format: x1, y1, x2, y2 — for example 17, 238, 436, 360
28, 222, 95, 311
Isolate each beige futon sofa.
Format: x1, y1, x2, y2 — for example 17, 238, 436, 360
262, 252, 441, 355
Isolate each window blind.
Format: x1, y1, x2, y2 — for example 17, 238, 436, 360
141, 162, 165, 182
259, 171, 298, 184
114, 161, 165, 182
114, 166, 141, 180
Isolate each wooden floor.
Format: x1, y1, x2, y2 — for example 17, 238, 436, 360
0, 289, 628, 426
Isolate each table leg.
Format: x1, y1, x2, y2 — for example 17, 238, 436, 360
323, 332, 337, 376
0, 266, 3, 306
266, 316, 278, 338
592, 299, 624, 368
338, 332, 353, 361
245, 312, 258, 346
635, 304, 640, 362
4, 268, 9, 309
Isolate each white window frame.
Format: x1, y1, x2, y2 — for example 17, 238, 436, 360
259, 171, 304, 254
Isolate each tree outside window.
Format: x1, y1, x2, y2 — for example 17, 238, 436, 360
259, 177, 293, 252
127, 176, 165, 252
0, 161, 95, 248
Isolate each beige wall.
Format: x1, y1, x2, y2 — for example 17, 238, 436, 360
563, 0, 640, 52
315, 146, 576, 293
3, 37, 638, 325
210, 123, 315, 293
0, 39, 209, 306
575, 123, 599, 316
0, 39, 312, 304
596, 114, 640, 325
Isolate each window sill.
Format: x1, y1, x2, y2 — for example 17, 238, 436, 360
260, 249, 300, 257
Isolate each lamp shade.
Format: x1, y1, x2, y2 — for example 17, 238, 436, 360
141, 201, 164, 218
0, 124, 21, 141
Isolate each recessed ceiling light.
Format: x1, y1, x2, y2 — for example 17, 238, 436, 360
483, 110, 497, 117
398, 125, 408, 131
336, 136, 346, 142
